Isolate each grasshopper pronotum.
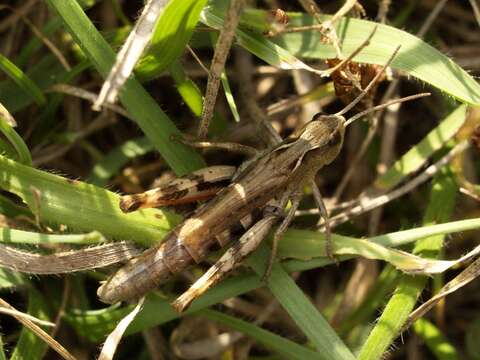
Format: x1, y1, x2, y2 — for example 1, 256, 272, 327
97, 45, 429, 313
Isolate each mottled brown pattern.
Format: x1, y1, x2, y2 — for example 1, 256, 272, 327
98, 116, 346, 307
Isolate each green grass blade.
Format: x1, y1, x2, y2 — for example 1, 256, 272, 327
169, 60, 227, 134
338, 265, 399, 338
201, 308, 323, 360
66, 256, 338, 342
0, 228, 105, 245
87, 137, 153, 187
47, 0, 205, 175
0, 155, 180, 245
203, 4, 480, 105
10, 288, 50, 360
358, 167, 458, 360
0, 335, 5, 360
169, 60, 203, 117
375, 105, 467, 190
0, 268, 26, 289
0, 55, 64, 113
277, 217, 480, 259
247, 245, 355, 360
209, 32, 240, 122
0, 53, 46, 107
135, 0, 209, 80
413, 318, 458, 360
0, 117, 32, 165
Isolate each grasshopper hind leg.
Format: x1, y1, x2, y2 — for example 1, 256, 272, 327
171, 210, 281, 313
119, 165, 236, 212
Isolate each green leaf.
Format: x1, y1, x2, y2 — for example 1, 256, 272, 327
10, 288, 50, 360
414, 318, 458, 360
202, 4, 480, 105
0, 53, 46, 107
0, 155, 181, 246
358, 167, 458, 360
0, 117, 32, 165
0, 228, 105, 245
169, 61, 204, 117
247, 245, 355, 360
202, 309, 323, 360
87, 137, 154, 187
136, 0, 209, 80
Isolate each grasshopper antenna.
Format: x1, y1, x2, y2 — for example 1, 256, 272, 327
324, 25, 378, 77
345, 92, 431, 127
336, 45, 401, 117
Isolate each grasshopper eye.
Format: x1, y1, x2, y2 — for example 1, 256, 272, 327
311, 112, 327, 122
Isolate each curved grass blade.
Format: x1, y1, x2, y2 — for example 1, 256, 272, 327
412, 316, 458, 360
202, 4, 480, 105
374, 105, 467, 190
358, 167, 457, 360
0, 155, 181, 246
0, 228, 105, 245
247, 245, 355, 360
0, 53, 46, 107
87, 137, 153, 187
0, 117, 32, 165
0, 56, 65, 113
201, 308, 323, 360
136, 0, 209, 80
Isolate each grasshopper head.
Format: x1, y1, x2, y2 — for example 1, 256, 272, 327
296, 113, 346, 166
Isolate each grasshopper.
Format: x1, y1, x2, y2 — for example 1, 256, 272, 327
97, 46, 429, 312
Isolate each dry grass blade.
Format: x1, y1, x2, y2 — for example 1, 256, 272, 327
338, 45, 400, 117
0, 241, 139, 274
322, 25, 377, 77
0, 298, 76, 360
404, 255, 480, 331
197, 0, 245, 138
0, 4, 71, 70
98, 297, 145, 360
0, 306, 55, 327
93, 0, 169, 109
469, 0, 480, 27
323, 140, 470, 228
0, 101, 16, 126
0, 0, 37, 33
49, 84, 131, 119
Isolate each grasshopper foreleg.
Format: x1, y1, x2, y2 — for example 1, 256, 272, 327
172, 135, 258, 157
311, 182, 335, 262
263, 190, 303, 281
